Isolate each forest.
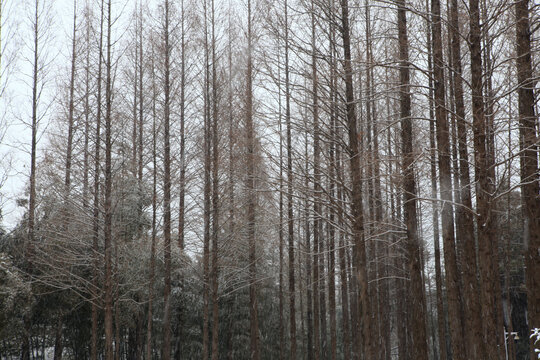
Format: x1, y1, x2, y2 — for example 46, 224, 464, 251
0, 0, 539, 358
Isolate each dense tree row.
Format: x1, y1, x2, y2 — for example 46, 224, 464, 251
0, 0, 539, 359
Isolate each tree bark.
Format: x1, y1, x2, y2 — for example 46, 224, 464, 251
339, 0, 372, 358
397, 0, 429, 358
103, 0, 114, 358
431, 0, 466, 358
91, 2, 105, 359
469, 0, 499, 356
246, 1, 260, 357
162, 2, 172, 358
210, 0, 220, 355
448, 0, 485, 355
284, 0, 297, 356
514, 0, 540, 354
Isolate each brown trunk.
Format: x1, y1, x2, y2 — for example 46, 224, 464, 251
21, 2, 41, 357
481, 4, 505, 354
514, 0, 540, 354
331, 13, 349, 359
202, 0, 211, 355
285, 1, 297, 356
53, 317, 63, 360
178, 0, 186, 252
304, 144, 314, 360
162, 2, 172, 358
91, 2, 105, 359
313, 173, 321, 360
427, 29, 447, 359
210, 0, 220, 355
55, 5, 77, 359
339, 0, 372, 358
82, 3, 91, 210
469, 0, 499, 356
326, 3, 338, 359
104, 0, 114, 358
146, 44, 158, 360
246, 1, 260, 357
397, 0, 429, 358
448, 0, 485, 355
431, 0, 466, 358
278, 41, 285, 359
327, 123, 337, 360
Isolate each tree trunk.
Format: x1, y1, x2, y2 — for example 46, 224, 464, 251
146, 45, 158, 360
246, 1, 260, 357
339, 0, 372, 358
210, 0, 220, 355
104, 0, 114, 358
397, 0, 429, 358
514, 0, 540, 354
427, 29, 447, 359
431, 0, 466, 358
468, 0, 499, 356
162, 2, 172, 358
91, 2, 105, 359
285, 1, 297, 356
448, 0, 485, 355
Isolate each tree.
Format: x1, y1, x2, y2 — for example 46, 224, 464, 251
514, 0, 540, 355
339, 0, 372, 358
396, 0, 429, 357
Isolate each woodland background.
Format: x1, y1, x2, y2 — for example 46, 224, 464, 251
0, 0, 539, 359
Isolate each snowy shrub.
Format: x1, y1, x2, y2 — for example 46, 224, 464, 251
531, 328, 540, 359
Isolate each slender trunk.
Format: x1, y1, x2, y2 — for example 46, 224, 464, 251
431, 0, 465, 358
55, 5, 77, 359
178, 0, 186, 252
329, 8, 345, 358
339, 0, 372, 358
210, 0, 220, 355
305, 134, 314, 360
162, 2, 172, 358
448, 0, 485, 355
103, 0, 114, 357
278, 36, 285, 360
397, 0, 429, 357
146, 43, 158, 360
481, 5, 505, 355
427, 20, 447, 359
53, 317, 63, 360
202, 0, 211, 357
514, 0, 540, 353
469, 0, 499, 356
91, 2, 105, 359
284, 1, 296, 356
175, 2, 186, 357
82, 4, 91, 210
246, 1, 260, 357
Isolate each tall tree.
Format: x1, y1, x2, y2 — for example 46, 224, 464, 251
103, 0, 114, 358
396, 0, 429, 358
146, 39, 158, 360
339, 0, 372, 358
514, 0, 540, 354
91, 2, 105, 358
469, 0, 500, 356
55, 3, 78, 359
448, 0, 485, 355
284, 0, 297, 356
245, 0, 260, 357
162, 1, 173, 358
430, 0, 465, 358
210, 0, 220, 355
